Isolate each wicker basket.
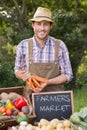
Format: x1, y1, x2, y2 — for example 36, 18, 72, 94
0, 86, 36, 130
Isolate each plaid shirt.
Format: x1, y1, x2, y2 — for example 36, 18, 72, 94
14, 36, 73, 82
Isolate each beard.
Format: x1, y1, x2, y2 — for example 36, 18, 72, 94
35, 31, 49, 41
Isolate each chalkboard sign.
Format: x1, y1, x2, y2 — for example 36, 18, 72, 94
32, 91, 74, 122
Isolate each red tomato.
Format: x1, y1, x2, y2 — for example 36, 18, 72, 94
6, 109, 12, 116
0, 107, 6, 113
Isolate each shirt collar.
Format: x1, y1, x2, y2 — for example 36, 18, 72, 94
33, 35, 55, 47
33, 35, 50, 47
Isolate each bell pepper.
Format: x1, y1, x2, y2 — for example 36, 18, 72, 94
16, 114, 29, 124
14, 96, 27, 109
5, 100, 13, 110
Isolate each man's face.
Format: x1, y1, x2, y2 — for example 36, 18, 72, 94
32, 21, 52, 41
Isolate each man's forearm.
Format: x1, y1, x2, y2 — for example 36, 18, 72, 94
15, 70, 22, 80
15, 69, 30, 81
48, 74, 67, 85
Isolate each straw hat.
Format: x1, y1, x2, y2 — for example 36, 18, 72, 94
29, 7, 55, 25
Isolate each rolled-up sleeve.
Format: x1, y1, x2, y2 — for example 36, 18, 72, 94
58, 40, 73, 82
14, 40, 28, 74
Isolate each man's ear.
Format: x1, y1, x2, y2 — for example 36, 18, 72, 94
50, 23, 53, 29
31, 22, 34, 28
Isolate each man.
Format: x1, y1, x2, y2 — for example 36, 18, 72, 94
14, 7, 73, 94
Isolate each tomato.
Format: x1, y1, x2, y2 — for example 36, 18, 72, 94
6, 109, 12, 116
0, 106, 6, 113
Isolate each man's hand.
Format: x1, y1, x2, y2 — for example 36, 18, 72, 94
32, 82, 48, 93
16, 68, 30, 81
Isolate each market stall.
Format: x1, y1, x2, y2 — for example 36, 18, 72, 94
0, 86, 87, 130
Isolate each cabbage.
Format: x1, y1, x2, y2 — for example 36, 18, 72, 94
70, 112, 87, 128
79, 107, 87, 123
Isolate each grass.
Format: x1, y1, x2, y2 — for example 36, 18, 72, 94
73, 87, 87, 112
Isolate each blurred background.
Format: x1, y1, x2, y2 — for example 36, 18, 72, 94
0, 0, 87, 90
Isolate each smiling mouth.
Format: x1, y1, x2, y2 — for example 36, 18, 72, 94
39, 31, 46, 35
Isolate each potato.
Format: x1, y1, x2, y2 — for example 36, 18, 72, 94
0, 92, 9, 100
41, 126, 47, 130
8, 92, 21, 102
38, 119, 50, 128
57, 122, 64, 128
63, 120, 71, 128
64, 127, 71, 130
46, 123, 54, 130
50, 118, 59, 127
26, 124, 33, 130
35, 127, 41, 130
57, 128, 64, 130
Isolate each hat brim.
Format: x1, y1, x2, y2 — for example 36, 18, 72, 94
29, 17, 55, 25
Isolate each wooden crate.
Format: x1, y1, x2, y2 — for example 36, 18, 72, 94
0, 86, 24, 95
0, 86, 36, 130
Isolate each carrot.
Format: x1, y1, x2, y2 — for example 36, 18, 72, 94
33, 74, 48, 83
26, 78, 31, 86
32, 78, 41, 88
27, 77, 35, 89
26, 73, 48, 93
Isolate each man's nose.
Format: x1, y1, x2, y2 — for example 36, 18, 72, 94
40, 24, 44, 30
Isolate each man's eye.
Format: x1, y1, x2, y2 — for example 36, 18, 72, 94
37, 23, 41, 25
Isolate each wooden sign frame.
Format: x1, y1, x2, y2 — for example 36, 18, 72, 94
32, 91, 74, 122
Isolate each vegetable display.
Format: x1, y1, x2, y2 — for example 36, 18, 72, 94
8, 118, 74, 130
70, 107, 87, 129
7, 107, 87, 130
0, 94, 32, 124
0, 86, 33, 129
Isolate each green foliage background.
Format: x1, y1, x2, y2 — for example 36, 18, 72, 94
0, 0, 87, 89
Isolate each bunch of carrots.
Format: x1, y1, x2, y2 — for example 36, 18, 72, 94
26, 73, 48, 91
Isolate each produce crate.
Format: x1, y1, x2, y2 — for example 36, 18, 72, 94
0, 86, 24, 95
0, 86, 36, 130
